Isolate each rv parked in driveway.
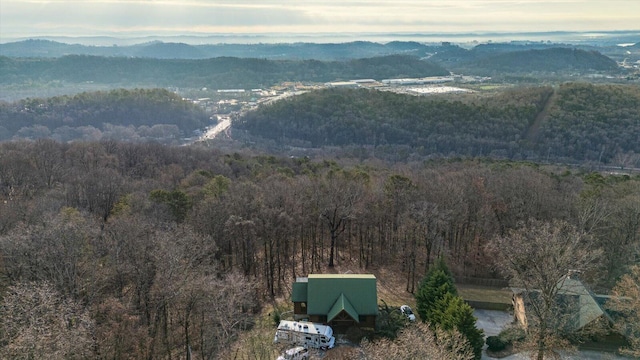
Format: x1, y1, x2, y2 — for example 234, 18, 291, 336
273, 320, 336, 349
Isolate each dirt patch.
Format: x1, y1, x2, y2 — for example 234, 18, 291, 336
372, 267, 416, 308
323, 345, 361, 359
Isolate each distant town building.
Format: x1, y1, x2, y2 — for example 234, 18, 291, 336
217, 89, 246, 93
350, 79, 378, 84
381, 76, 454, 86
324, 81, 359, 88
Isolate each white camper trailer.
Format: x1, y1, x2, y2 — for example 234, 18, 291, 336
273, 320, 336, 350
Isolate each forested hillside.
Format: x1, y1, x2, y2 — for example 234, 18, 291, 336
0, 39, 438, 60
428, 46, 623, 76
3, 83, 637, 164
534, 83, 640, 163
461, 48, 620, 74
0, 88, 209, 142
1, 140, 639, 358
2, 38, 634, 65
236, 83, 640, 164
0, 54, 448, 89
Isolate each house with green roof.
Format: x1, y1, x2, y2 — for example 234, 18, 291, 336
292, 274, 378, 329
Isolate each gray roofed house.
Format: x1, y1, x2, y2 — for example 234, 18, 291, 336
512, 272, 613, 333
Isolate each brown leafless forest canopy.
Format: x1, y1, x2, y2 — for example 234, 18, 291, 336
0, 140, 639, 358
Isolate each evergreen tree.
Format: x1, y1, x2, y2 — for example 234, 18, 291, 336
415, 258, 457, 323
415, 259, 484, 359
432, 293, 485, 360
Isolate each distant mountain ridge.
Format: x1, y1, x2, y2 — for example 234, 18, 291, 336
1, 39, 629, 78
465, 48, 620, 74
0, 54, 449, 89
428, 45, 623, 74
0, 39, 441, 60
0, 48, 623, 93
1, 38, 631, 64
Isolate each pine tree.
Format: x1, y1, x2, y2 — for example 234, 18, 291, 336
432, 293, 485, 360
415, 259, 484, 360
415, 258, 457, 323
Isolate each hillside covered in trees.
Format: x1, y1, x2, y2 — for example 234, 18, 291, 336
0, 54, 449, 89
236, 83, 640, 165
459, 48, 620, 74
0, 88, 209, 142
0, 45, 626, 97
2, 38, 635, 65
430, 46, 624, 75
3, 82, 638, 166
0, 39, 440, 60
0, 140, 638, 358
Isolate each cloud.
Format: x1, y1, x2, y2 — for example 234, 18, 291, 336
1, 0, 638, 39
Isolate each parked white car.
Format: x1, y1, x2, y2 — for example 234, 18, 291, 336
276, 346, 309, 360
400, 305, 416, 321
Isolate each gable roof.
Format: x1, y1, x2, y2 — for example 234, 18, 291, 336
513, 274, 612, 332
327, 293, 359, 322
556, 275, 611, 330
305, 274, 377, 316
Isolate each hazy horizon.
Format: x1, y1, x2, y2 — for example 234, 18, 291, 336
2, 30, 639, 47
2, 1, 639, 45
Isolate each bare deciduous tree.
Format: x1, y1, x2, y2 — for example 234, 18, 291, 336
31, 139, 67, 189
0, 207, 98, 299
607, 265, 640, 358
0, 281, 94, 360
360, 323, 475, 360
93, 297, 151, 359
487, 219, 601, 360
317, 170, 366, 267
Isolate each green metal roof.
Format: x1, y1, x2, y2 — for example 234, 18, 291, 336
327, 293, 359, 322
306, 274, 377, 316
292, 282, 308, 302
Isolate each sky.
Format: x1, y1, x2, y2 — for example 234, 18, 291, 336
1, 0, 639, 41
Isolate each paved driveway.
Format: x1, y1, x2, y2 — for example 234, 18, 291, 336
473, 310, 626, 360
474, 309, 513, 338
